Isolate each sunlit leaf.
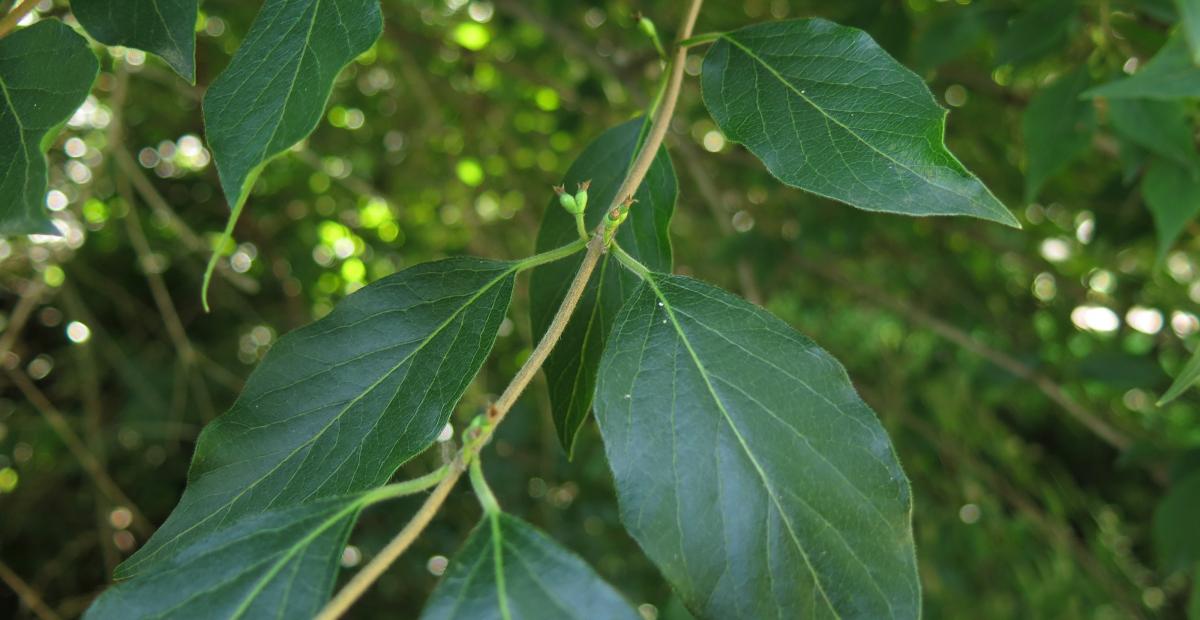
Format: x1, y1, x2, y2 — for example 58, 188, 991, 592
116, 258, 516, 578
0, 21, 98, 235
595, 270, 919, 619
72, 0, 199, 82
701, 19, 1017, 227
530, 118, 675, 455
420, 513, 640, 620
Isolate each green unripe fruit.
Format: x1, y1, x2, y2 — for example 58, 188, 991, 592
575, 180, 591, 212
554, 184, 583, 214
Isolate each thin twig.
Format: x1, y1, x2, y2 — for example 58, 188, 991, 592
5, 368, 153, 537
797, 258, 1139, 454
0, 0, 38, 38
0, 560, 60, 620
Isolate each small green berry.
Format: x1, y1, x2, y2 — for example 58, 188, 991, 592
575, 180, 591, 212
554, 184, 580, 213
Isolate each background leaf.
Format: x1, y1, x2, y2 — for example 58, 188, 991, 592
1141, 158, 1200, 263
701, 18, 1017, 227
1159, 346, 1200, 405
420, 513, 641, 620
0, 20, 98, 235
86, 495, 360, 619
595, 271, 919, 619
1022, 68, 1095, 201
994, 0, 1076, 67
1108, 98, 1199, 171
529, 118, 675, 455
1085, 35, 1200, 100
203, 0, 382, 210
116, 257, 516, 578
1179, 0, 1200, 64
1154, 471, 1200, 572
71, 0, 199, 82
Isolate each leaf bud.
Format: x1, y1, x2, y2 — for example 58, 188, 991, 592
575, 180, 591, 212
554, 184, 580, 213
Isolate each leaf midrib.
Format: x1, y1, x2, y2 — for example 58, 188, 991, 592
123, 264, 515, 576
719, 32, 1007, 220
637, 274, 843, 618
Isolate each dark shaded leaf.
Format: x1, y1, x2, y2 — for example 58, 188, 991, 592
1022, 69, 1095, 201
995, 0, 1076, 67
87, 496, 359, 619
595, 270, 919, 619
529, 118, 674, 455
0, 20, 99, 235
701, 19, 1017, 227
1142, 158, 1200, 263
420, 513, 640, 620
1154, 471, 1200, 572
1086, 35, 1200, 100
72, 0, 198, 82
117, 257, 515, 578
1109, 98, 1199, 171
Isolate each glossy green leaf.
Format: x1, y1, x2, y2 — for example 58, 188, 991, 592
595, 270, 919, 619
1159, 345, 1200, 405
203, 0, 382, 210
87, 495, 360, 619
1109, 98, 1199, 171
1022, 69, 1095, 201
700, 18, 1017, 227
420, 513, 640, 620
1085, 35, 1200, 100
72, 0, 199, 82
995, 0, 1076, 67
529, 118, 675, 455
0, 20, 99, 235
1142, 158, 1200, 263
1154, 471, 1200, 572
116, 257, 516, 578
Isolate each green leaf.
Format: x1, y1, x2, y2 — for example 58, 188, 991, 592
529, 118, 675, 455
1108, 98, 1199, 171
72, 0, 199, 82
203, 0, 382, 213
1142, 158, 1200, 264
1180, 0, 1200, 64
1022, 69, 1095, 201
701, 19, 1017, 227
1085, 35, 1200, 100
0, 20, 99, 235
595, 270, 919, 619
420, 513, 641, 620
87, 495, 360, 619
116, 257, 516, 579
1154, 471, 1200, 572
1159, 345, 1200, 405
995, 0, 1076, 67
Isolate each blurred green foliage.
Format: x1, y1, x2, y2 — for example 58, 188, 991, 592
1, 0, 1198, 618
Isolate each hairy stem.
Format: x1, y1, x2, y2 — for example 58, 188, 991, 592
316, 2, 704, 616
0, 0, 37, 39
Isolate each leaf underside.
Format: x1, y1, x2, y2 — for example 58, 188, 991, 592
116, 257, 516, 579
530, 118, 675, 455
420, 513, 641, 620
701, 18, 1017, 227
595, 271, 919, 619
203, 0, 383, 210
0, 20, 99, 235
72, 0, 199, 82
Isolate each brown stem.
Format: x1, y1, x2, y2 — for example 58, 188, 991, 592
0, 560, 60, 620
0, 0, 37, 38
